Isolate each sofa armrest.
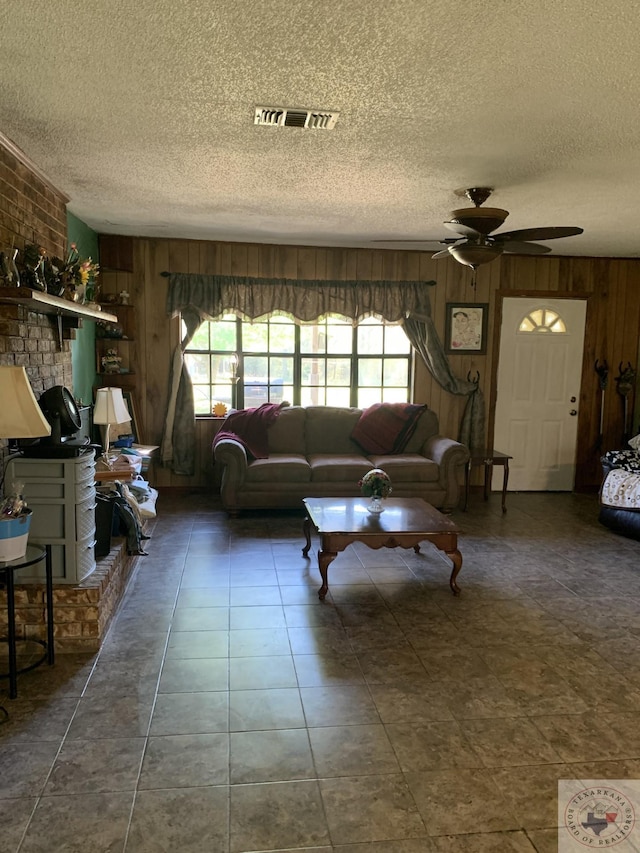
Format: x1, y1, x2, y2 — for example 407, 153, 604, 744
423, 435, 470, 511
213, 439, 249, 509
424, 435, 469, 466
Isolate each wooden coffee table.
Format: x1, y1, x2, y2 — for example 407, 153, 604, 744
302, 497, 462, 600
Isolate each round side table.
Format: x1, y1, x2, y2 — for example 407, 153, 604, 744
0, 544, 54, 699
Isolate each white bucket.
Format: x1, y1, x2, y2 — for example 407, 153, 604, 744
0, 509, 32, 562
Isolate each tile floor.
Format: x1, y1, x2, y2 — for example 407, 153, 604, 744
1, 490, 640, 852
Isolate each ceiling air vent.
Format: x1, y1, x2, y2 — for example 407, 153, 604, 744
254, 106, 339, 130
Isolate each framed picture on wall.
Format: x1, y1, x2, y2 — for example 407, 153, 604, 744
120, 391, 141, 444
444, 303, 489, 355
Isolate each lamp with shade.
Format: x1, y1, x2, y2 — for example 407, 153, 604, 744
93, 387, 131, 452
0, 367, 52, 560
0, 367, 52, 446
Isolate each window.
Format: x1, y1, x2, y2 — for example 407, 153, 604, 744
518, 307, 567, 334
185, 313, 412, 414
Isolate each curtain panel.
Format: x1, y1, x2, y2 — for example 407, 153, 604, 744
160, 307, 200, 474
162, 273, 484, 475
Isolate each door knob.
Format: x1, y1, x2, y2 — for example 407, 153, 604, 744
570, 396, 576, 403
570, 409, 577, 416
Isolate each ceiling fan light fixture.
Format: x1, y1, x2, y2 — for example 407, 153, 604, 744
376, 187, 582, 284
448, 243, 503, 268
448, 207, 509, 235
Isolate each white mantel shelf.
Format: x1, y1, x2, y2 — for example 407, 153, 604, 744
0, 287, 118, 323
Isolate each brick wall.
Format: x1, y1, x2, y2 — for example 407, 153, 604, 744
0, 138, 143, 656
0, 136, 68, 259
0, 134, 71, 381
0, 301, 73, 389
0, 136, 72, 469
0, 536, 141, 653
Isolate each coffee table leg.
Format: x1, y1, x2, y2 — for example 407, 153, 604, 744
302, 516, 312, 557
447, 549, 463, 596
318, 550, 337, 600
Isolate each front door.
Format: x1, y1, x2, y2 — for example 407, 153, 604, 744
493, 297, 586, 491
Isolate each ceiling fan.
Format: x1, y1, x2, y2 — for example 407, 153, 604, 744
375, 187, 583, 282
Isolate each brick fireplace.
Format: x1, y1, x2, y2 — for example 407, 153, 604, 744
0, 135, 73, 392
0, 134, 139, 653
0, 541, 141, 653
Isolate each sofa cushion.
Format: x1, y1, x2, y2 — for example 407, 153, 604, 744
309, 454, 373, 483
367, 454, 440, 483
245, 454, 311, 483
305, 406, 363, 454
268, 406, 307, 455
601, 468, 640, 509
403, 408, 439, 453
351, 402, 427, 454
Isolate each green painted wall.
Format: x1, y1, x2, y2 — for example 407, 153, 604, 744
67, 212, 99, 405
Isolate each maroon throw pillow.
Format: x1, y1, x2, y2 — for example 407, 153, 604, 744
351, 403, 426, 455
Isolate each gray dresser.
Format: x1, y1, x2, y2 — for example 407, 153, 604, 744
6, 450, 97, 584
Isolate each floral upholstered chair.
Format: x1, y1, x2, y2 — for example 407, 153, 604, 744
599, 435, 640, 539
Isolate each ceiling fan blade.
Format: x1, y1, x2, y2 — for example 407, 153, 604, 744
443, 221, 484, 238
495, 226, 584, 242
500, 240, 552, 255
371, 240, 444, 247
372, 238, 460, 247
431, 248, 453, 259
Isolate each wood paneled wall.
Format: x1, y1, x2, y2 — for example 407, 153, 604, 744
99, 238, 640, 491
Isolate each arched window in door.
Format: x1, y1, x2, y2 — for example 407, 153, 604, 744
518, 307, 567, 334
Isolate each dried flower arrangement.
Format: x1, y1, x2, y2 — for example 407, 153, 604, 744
14, 243, 100, 304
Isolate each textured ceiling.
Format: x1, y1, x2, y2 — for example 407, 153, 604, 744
2, 1, 640, 257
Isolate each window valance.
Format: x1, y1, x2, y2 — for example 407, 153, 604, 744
165, 273, 436, 324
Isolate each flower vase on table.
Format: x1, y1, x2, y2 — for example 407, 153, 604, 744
358, 468, 392, 514
367, 495, 384, 514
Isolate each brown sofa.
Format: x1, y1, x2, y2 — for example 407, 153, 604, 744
213, 405, 469, 515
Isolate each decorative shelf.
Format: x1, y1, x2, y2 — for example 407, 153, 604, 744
0, 287, 118, 323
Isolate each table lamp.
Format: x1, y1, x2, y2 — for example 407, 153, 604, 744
0, 367, 52, 559
0, 367, 52, 446
93, 387, 131, 452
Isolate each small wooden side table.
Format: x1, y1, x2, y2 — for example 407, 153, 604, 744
0, 544, 54, 699
464, 450, 512, 513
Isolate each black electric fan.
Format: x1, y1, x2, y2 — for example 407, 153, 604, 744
21, 386, 87, 458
